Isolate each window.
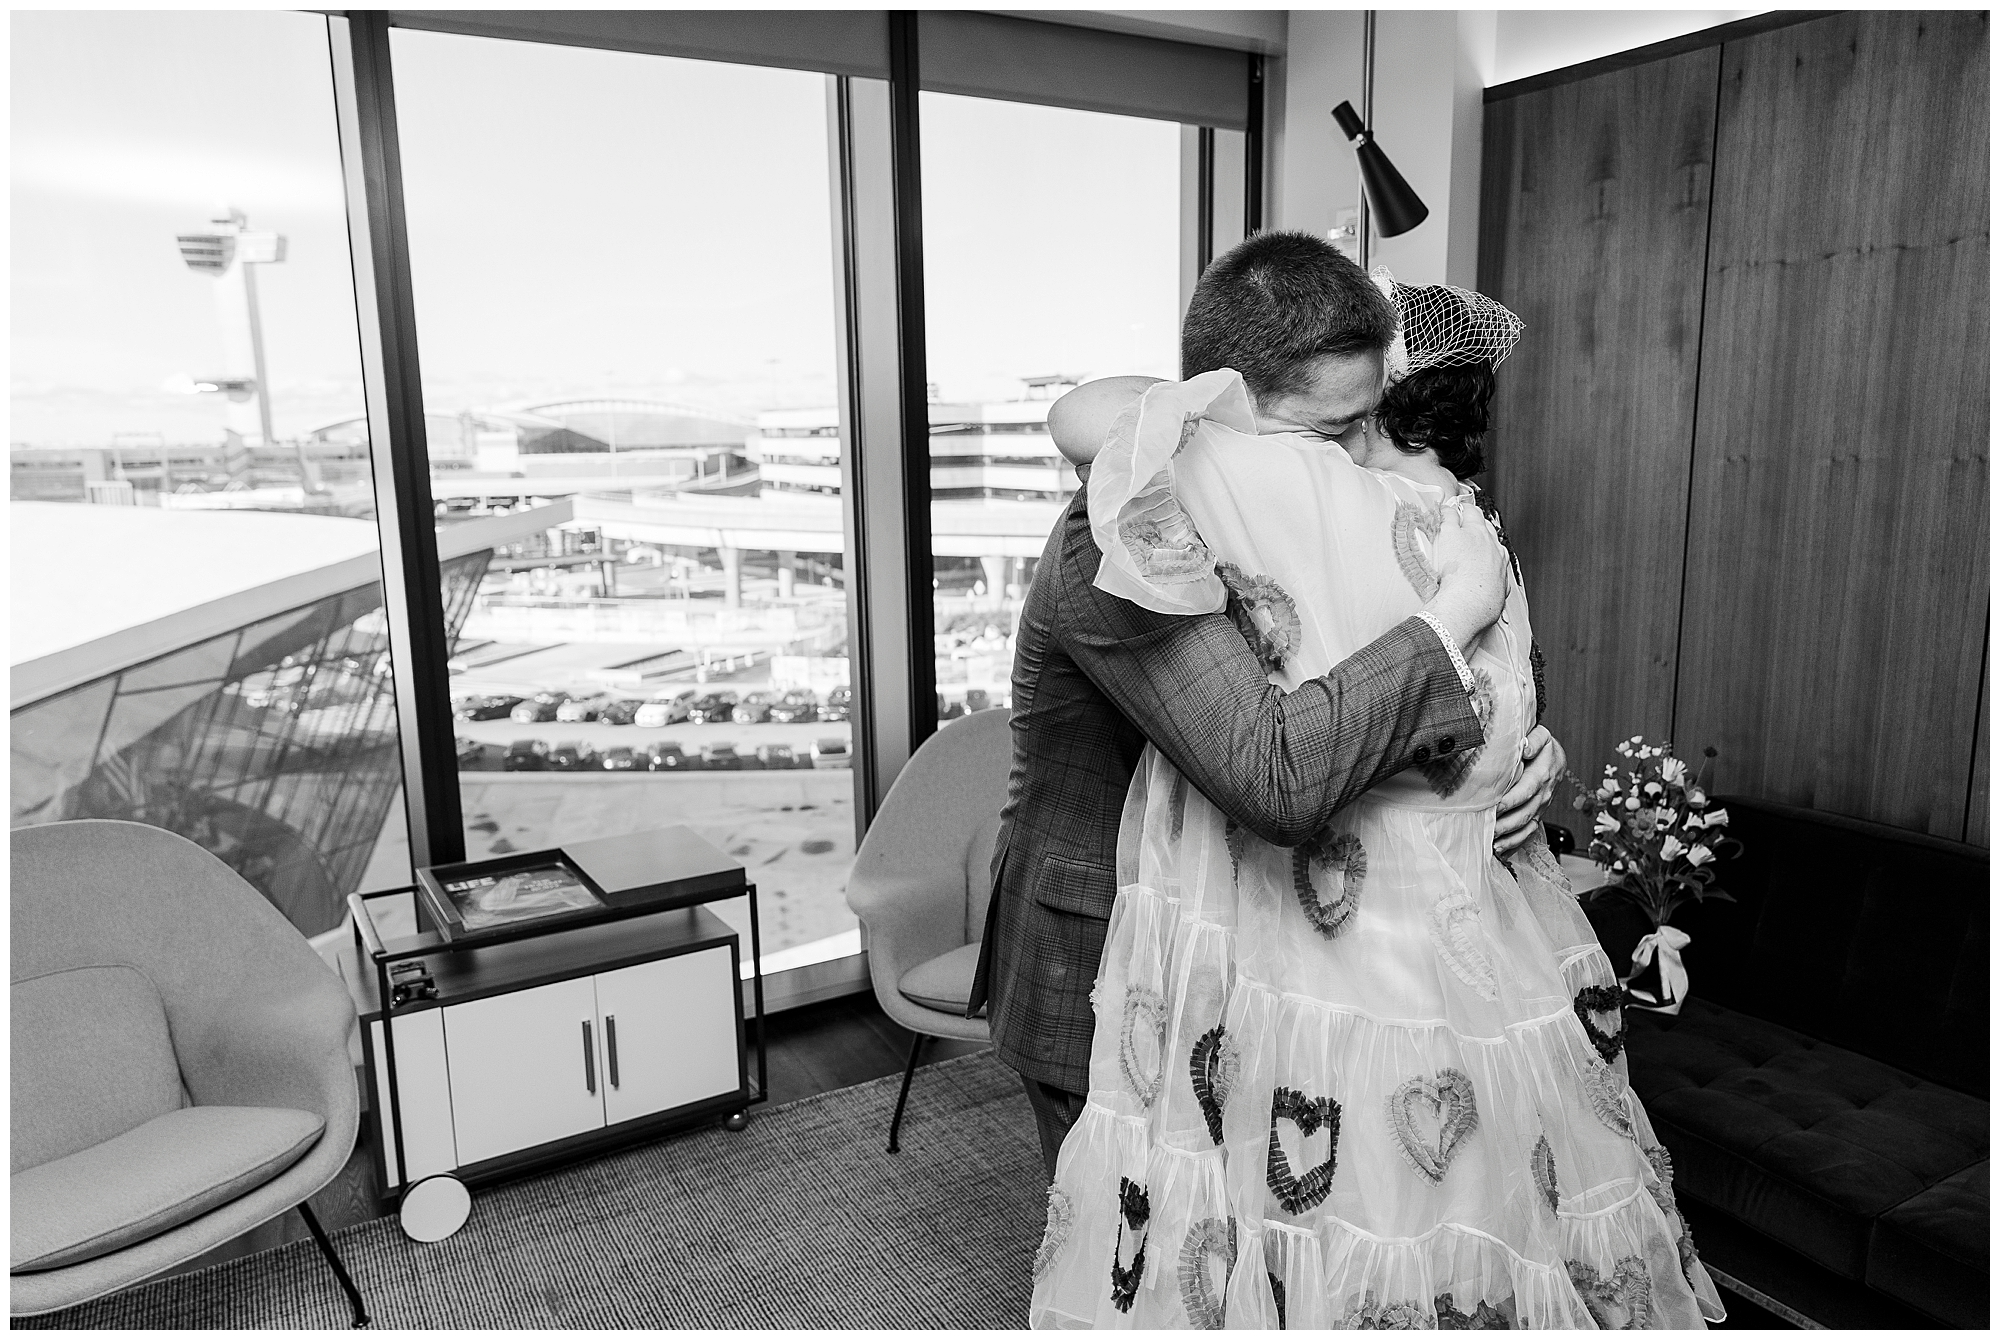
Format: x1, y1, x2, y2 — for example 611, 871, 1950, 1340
918, 92, 1185, 724
9, 11, 405, 939
388, 29, 860, 976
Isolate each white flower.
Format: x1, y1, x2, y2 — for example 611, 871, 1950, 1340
1661, 758, 1688, 785
1704, 807, 1728, 828
1683, 813, 1704, 830
1594, 811, 1621, 835
1686, 787, 1707, 806
1643, 781, 1663, 795
1624, 797, 1641, 811
1656, 809, 1678, 830
1660, 835, 1686, 861
1687, 844, 1715, 867
1602, 776, 1621, 793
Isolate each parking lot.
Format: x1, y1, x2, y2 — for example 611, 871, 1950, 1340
453, 713, 849, 769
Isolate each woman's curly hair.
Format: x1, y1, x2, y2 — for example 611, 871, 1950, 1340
1375, 362, 1497, 480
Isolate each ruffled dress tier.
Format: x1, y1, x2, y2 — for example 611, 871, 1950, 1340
1028, 372, 1724, 1330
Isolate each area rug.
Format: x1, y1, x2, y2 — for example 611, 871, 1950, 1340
20, 1051, 1045, 1329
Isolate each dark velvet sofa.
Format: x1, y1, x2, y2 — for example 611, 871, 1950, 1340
1582, 796, 1988, 1329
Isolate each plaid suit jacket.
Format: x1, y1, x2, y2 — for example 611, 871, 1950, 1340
967, 484, 1485, 1096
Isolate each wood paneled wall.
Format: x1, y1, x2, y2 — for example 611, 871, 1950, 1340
1479, 47, 1719, 796
1483, 10, 1991, 843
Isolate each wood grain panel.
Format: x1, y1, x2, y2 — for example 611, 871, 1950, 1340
1675, 11, 1990, 836
1479, 47, 1720, 809
1967, 635, 1988, 846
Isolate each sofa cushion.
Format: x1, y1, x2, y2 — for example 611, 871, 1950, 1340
11, 965, 184, 1174
1867, 1160, 1990, 1327
1628, 999, 1988, 1281
899, 942, 985, 1015
10, 1105, 324, 1273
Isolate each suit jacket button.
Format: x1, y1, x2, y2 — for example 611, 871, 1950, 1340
1414, 745, 1432, 763
1439, 736, 1455, 753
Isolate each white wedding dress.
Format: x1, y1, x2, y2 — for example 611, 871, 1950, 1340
1028, 371, 1726, 1330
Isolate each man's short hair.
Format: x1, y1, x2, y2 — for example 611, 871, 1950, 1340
1181, 231, 1397, 398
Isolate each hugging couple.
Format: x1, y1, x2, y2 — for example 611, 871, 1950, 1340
967, 231, 1726, 1330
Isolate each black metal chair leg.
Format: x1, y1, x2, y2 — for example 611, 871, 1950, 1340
886, 1033, 928, 1155
298, 1201, 369, 1328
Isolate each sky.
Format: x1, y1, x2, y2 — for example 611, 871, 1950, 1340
10, 11, 1182, 447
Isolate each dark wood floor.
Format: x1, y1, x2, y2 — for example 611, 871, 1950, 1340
165, 990, 987, 1281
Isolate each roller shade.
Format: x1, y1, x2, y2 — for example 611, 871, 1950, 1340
385, 11, 892, 80
917, 11, 1251, 129
381, 11, 1251, 129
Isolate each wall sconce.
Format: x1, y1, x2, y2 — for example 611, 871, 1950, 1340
1332, 10, 1429, 268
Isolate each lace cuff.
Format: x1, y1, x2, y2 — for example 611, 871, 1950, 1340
1412, 610, 1477, 696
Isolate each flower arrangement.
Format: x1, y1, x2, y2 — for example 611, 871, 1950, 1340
1566, 737, 1742, 1013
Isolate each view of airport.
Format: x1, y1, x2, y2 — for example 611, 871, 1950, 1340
10, 10, 1180, 974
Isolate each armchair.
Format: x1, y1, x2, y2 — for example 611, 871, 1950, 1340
846, 707, 1011, 1152
11, 820, 368, 1325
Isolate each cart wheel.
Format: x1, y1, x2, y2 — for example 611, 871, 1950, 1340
398, 1174, 471, 1242
723, 1111, 750, 1132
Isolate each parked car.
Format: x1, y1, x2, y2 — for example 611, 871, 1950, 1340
548, 740, 600, 771
698, 741, 741, 770
964, 688, 991, 713
767, 689, 819, 724
732, 691, 776, 724
755, 742, 800, 770
939, 692, 964, 721
596, 697, 645, 726
503, 738, 550, 771
600, 745, 640, 771
820, 684, 852, 722
811, 737, 851, 769
511, 691, 570, 723
454, 693, 523, 722
686, 691, 740, 724
645, 739, 696, 771
633, 690, 698, 728
455, 737, 488, 770
555, 693, 612, 723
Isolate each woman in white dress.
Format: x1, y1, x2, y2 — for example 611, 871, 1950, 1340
1028, 281, 1726, 1330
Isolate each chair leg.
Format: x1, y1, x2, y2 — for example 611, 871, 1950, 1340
298, 1201, 369, 1328
886, 1033, 928, 1155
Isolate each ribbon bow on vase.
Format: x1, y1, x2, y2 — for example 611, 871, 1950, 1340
1623, 925, 1691, 1015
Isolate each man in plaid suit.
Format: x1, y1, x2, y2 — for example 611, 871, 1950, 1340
967, 234, 1565, 1178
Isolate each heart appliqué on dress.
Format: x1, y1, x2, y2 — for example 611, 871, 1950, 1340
1118, 485, 1213, 582
1530, 1133, 1560, 1215
1190, 1024, 1237, 1146
1267, 1087, 1341, 1214
1218, 561, 1302, 674
1386, 1068, 1480, 1184
1436, 1292, 1512, 1329
1573, 984, 1628, 1063
1110, 1178, 1152, 1313
1427, 892, 1499, 1001
1565, 1256, 1653, 1330
1643, 1144, 1678, 1214
1292, 828, 1366, 940
1225, 819, 1250, 886
1176, 1217, 1236, 1330
1120, 985, 1169, 1106
1582, 1057, 1635, 1138
1033, 1185, 1074, 1279
1393, 502, 1444, 599
1416, 670, 1494, 798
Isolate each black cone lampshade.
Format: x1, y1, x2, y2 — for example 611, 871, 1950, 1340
1332, 101, 1429, 238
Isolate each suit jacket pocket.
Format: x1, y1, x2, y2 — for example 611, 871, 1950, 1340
1032, 854, 1114, 921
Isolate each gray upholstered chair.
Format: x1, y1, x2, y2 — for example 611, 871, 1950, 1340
11, 820, 368, 1325
846, 706, 1010, 1152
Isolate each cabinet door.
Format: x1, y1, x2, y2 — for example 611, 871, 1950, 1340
596, 948, 740, 1127
444, 977, 605, 1166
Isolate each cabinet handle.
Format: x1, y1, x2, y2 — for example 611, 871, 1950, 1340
605, 1015, 620, 1089
582, 1019, 596, 1095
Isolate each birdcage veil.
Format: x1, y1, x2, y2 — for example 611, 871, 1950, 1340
1369, 269, 1524, 382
